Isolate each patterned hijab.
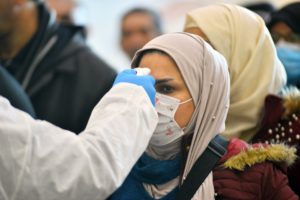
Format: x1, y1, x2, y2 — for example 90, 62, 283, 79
185, 4, 286, 141
132, 32, 230, 199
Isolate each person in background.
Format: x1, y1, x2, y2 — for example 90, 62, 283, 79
184, 3, 300, 195
268, 2, 300, 88
0, 0, 116, 133
184, 3, 286, 142
251, 2, 300, 194
120, 7, 162, 60
244, 2, 275, 24
47, 0, 88, 37
47, 0, 76, 24
0, 69, 158, 200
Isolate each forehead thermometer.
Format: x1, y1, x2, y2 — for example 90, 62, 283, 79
135, 68, 151, 76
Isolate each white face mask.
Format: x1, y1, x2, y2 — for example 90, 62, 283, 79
150, 93, 192, 147
276, 39, 300, 51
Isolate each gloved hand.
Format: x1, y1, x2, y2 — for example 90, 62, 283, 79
113, 69, 156, 105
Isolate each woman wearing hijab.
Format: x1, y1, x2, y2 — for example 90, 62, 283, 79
107, 32, 297, 199
184, 3, 286, 142
264, 2, 300, 194
184, 4, 300, 195
268, 2, 300, 87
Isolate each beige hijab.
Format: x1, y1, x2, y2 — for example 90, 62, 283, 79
132, 32, 230, 199
185, 4, 287, 141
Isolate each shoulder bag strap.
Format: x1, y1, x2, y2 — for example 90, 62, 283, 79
175, 135, 229, 200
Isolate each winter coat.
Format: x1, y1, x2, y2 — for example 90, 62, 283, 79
214, 138, 298, 200
251, 87, 300, 195
2, 3, 116, 133
0, 66, 35, 117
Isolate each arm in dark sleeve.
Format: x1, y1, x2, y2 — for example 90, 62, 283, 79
0, 66, 35, 117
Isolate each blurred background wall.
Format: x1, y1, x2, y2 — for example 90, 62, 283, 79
48, 0, 299, 71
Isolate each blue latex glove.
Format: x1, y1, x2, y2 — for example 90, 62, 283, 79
113, 69, 156, 105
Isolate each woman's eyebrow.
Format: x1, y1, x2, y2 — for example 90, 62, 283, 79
155, 78, 174, 84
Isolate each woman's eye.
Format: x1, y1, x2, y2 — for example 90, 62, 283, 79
156, 84, 174, 94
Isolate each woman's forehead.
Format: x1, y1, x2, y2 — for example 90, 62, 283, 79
139, 53, 181, 78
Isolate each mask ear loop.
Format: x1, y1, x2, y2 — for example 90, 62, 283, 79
179, 98, 193, 105
178, 98, 193, 131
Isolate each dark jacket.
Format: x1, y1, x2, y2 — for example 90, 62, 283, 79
2, 3, 116, 133
0, 66, 35, 117
214, 138, 298, 200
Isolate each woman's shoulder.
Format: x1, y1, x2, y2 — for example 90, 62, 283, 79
219, 138, 296, 171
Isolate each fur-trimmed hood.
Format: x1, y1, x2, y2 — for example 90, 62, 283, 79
282, 87, 300, 118
257, 86, 300, 127
251, 87, 300, 194
220, 139, 297, 171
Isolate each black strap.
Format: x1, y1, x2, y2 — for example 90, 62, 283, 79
175, 135, 229, 200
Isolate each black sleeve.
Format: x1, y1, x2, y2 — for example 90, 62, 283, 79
0, 66, 36, 117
